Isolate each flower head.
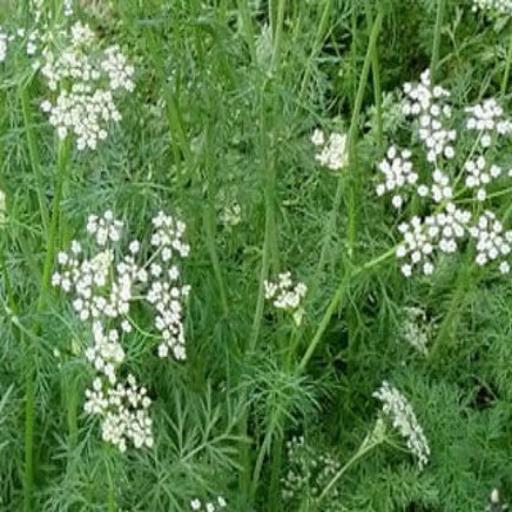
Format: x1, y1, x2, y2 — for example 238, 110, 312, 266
312, 128, 348, 171
373, 381, 430, 470
54, 210, 190, 451
378, 71, 512, 277
36, 21, 134, 150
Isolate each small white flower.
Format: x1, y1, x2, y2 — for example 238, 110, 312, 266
0, 27, 8, 63
465, 98, 512, 147
264, 272, 307, 314
312, 128, 348, 171
311, 128, 325, 146
402, 69, 455, 162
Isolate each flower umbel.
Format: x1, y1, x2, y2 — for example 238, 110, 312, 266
53, 210, 190, 451
311, 128, 348, 171
264, 271, 307, 325
373, 381, 430, 470
377, 70, 512, 277
36, 20, 134, 150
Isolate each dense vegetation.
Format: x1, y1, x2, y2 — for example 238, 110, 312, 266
2, 1, 512, 510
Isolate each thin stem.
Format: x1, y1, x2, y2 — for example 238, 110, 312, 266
317, 429, 383, 503
430, 0, 445, 81
310, 9, 383, 297
428, 252, 474, 361
347, 9, 383, 257
236, 0, 258, 64
365, 4, 383, 149
299, 246, 395, 371
163, 84, 192, 190
20, 85, 49, 233
23, 367, 35, 512
38, 139, 70, 306
297, 0, 333, 102
239, 85, 280, 511
501, 28, 512, 96
24, 137, 70, 512
250, 427, 273, 497
268, 434, 283, 511
203, 207, 229, 316
299, 271, 351, 372
270, 0, 287, 72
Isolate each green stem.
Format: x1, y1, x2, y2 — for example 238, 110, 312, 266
23, 367, 35, 512
268, 434, 283, 511
24, 137, 70, 512
1, 236, 32, 512
347, 9, 383, 258
428, 253, 474, 361
236, 0, 258, 64
203, 207, 229, 316
501, 28, 512, 96
270, 0, 287, 71
365, 4, 383, 149
299, 246, 395, 371
163, 84, 191, 191
430, 0, 445, 81
38, 139, 70, 306
20, 85, 49, 233
309, 10, 382, 298
250, 427, 273, 498
317, 428, 383, 503
297, 0, 333, 102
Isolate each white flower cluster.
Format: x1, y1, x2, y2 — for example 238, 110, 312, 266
400, 307, 430, 356
64, 0, 74, 17
281, 435, 341, 507
311, 128, 348, 171
465, 99, 512, 147
220, 202, 242, 227
396, 203, 471, 277
377, 71, 512, 277
472, 0, 512, 15
37, 21, 134, 150
84, 375, 153, 452
0, 27, 7, 63
147, 212, 191, 360
375, 146, 418, 209
487, 489, 508, 512
430, 168, 453, 203
402, 69, 456, 162
53, 210, 190, 450
190, 496, 227, 511
85, 322, 125, 383
373, 381, 430, 470
86, 210, 124, 246
264, 272, 307, 312
464, 156, 502, 201
469, 211, 512, 273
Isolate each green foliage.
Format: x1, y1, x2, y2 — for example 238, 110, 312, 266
1, 0, 512, 511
